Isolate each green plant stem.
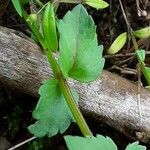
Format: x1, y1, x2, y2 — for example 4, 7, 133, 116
59, 77, 93, 136
46, 50, 93, 137
45, 50, 62, 77
22, 7, 92, 137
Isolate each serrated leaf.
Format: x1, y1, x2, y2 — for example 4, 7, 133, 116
108, 32, 127, 54
11, 0, 22, 17
134, 27, 150, 39
58, 4, 104, 83
135, 50, 145, 63
64, 134, 118, 150
28, 79, 78, 137
125, 141, 146, 150
85, 0, 109, 9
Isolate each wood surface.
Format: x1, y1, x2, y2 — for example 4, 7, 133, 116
0, 26, 150, 143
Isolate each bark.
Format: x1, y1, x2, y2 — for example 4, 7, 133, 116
0, 26, 150, 143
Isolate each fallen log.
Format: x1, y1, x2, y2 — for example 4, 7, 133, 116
0, 26, 150, 143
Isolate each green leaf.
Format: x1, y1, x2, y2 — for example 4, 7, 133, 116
108, 32, 127, 54
85, 0, 109, 9
11, 0, 22, 17
64, 134, 118, 150
58, 4, 104, 83
134, 27, 150, 39
142, 66, 150, 85
135, 49, 150, 85
125, 141, 146, 150
42, 2, 58, 52
28, 79, 78, 137
135, 50, 145, 63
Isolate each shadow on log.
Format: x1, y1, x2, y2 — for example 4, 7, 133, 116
0, 26, 150, 143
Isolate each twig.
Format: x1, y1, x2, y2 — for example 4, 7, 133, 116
117, 56, 134, 65
33, 0, 44, 7
136, 0, 142, 17
105, 50, 150, 58
137, 64, 142, 123
8, 136, 37, 150
118, 0, 131, 50
118, 0, 143, 124
118, 0, 130, 27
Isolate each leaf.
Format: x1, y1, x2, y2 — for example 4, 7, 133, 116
135, 50, 150, 85
142, 67, 150, 85
135, 50, 145, 63
125, 141, 146, 150
64, 134, 118, 150
11, 0, 22, 17
134, 27, 150, 39
28, 79, 79, 137
42, 2, 58, 52
108, 32, 127, 54
58, 4, 104, 83
85, 0, 109, 9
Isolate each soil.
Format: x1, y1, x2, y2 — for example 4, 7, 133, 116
0, 0, 150, 149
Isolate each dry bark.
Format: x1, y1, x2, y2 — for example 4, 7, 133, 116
1, 26, 150, 143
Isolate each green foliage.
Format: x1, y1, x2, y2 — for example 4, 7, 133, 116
134, 27, 150, 39
11, 0, 22, 17
136, 50, 150, 85
26, 13, 47, 49
65, 135, 146, 150
58, 5, 104, 82
108, 32, 127, 54
28, 79, 79, 137
142, 66, 150, 85
125, 141, 146, 150
11, 1, 147, 149
65, 135, 117, 150
136, 49, 145, 63
26, 14, 38, 25
42, 2, 58, 52
85, 0, 109, 9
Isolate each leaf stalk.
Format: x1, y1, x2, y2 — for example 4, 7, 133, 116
46, 49, 93, 137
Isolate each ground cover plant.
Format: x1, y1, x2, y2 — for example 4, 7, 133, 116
1, 0, 149, 149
